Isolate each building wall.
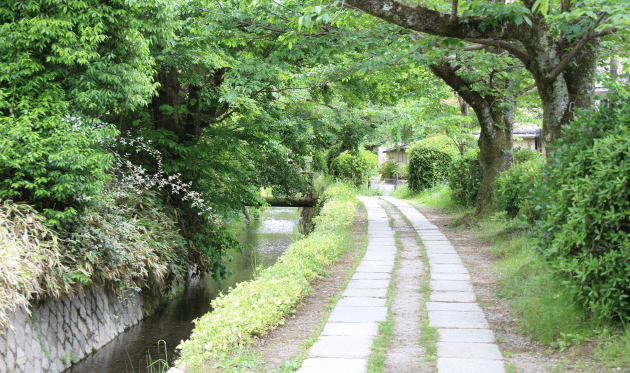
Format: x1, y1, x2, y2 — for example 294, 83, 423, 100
0, 287, 144, 373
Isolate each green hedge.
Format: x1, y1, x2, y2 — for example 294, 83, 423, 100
493, 157, 544, 219
407, 135, 458, 192
178, 183, 358, 365
448, 149, 481, 207
514, 147, 543, 165
534, 89, 630, 321
378, 159, 398, 178
329, 148, 377, 185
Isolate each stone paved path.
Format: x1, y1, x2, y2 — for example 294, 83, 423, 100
296, 196, 504, 373
381, 196, 505, 373
296, 197, 395, 373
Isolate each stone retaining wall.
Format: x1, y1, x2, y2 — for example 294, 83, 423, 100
0, 288, 144, 373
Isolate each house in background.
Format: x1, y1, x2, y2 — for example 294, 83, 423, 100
473, 126, 545, 156
377, 143, 409, 166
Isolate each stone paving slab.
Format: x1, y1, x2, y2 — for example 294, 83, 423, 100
362, 254, 396, 262
346, 280, 389, 289
425, 244, 456, 250
431, 273, 470, 281
322, 323, 379, 336
430, 292, 476, 303
423, 240, 456, 245
366, 246, 396, 252
419, 236, 449, 241
430, 264, 469, 274
342, 288, 387, 298
428, 311, 489, 329
360, 259, 395, 266
354, 264, 394, 273
438, 329, 495, 343
351, 272, 391, 280
430, 280, 474, 292
309, 336, 373, 358
337, 297, 387, 307
437, 342, 503, 359
426, 250, 458, 256
427, 302, 482, 312
297, 358, 367, 373
437, 358, 505, 373
429, 256, 463, 265
328, 306, 387, 323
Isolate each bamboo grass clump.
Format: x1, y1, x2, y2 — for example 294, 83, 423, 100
0, 200, 69, 331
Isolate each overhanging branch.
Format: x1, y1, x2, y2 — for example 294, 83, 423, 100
465, 38, 530, 64
547, 12, 609, 81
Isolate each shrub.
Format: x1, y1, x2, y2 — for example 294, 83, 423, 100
378, 159, 398, 178
448, 149, 481, 207
329, 148, 377, 185
514, 147, 543, 165
177, 183, 357, 365
64, 181, 189, 293
493, 157, 544, 219
407, 136, 458, 192
0, 116, 116, 225
396, 162, 408, 179
534, 89, 630, 321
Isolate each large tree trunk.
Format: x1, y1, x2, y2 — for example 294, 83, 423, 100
475, 97, 514, 216
430, 62, 514, 216
519, 24, 600, 151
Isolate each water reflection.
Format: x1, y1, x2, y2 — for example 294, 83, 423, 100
66, 207, 299, 373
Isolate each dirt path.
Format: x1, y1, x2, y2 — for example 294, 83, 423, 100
376, 199, 433, 373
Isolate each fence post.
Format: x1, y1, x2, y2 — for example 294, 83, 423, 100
394, 173, 399, 190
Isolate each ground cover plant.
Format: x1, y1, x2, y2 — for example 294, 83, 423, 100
176, 183, 358, 367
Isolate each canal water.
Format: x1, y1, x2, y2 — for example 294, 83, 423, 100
66, 207, 300, 373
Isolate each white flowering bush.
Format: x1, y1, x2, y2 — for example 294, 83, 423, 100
177, 184, 357, 366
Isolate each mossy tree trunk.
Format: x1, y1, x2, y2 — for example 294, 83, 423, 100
430, 60, 514, 216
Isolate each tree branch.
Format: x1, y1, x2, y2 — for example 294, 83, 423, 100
547, 12, 609, 81
465, 38, 530, 64
451, 0, 458, 21
345, 0, 520, 41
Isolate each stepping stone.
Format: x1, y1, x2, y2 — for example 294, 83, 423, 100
361, 259, 395, 266
366, 245, 397, 252
346, 280, 389, 289
322, 323, 378, 337
426, 302, 481, 312
438, 329, 496, 343
431, 273, 470, 281
430, 292, 476, 303
351, 273, 391, 280
429, 256, 463, 265
431, 264, 469, 274
430, 280, 474, 292
342, 288, 387, 298
437, 358, 505, 373
419, 236, 449, 241
309, 336, 373, 358
298, 358, 367, 373
428, 311, 489, 329
337, 297, 387, 307
328, 306, 387, 323
437, 342, 503, 359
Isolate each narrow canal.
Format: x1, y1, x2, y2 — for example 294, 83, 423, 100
66, 207, 300, 373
